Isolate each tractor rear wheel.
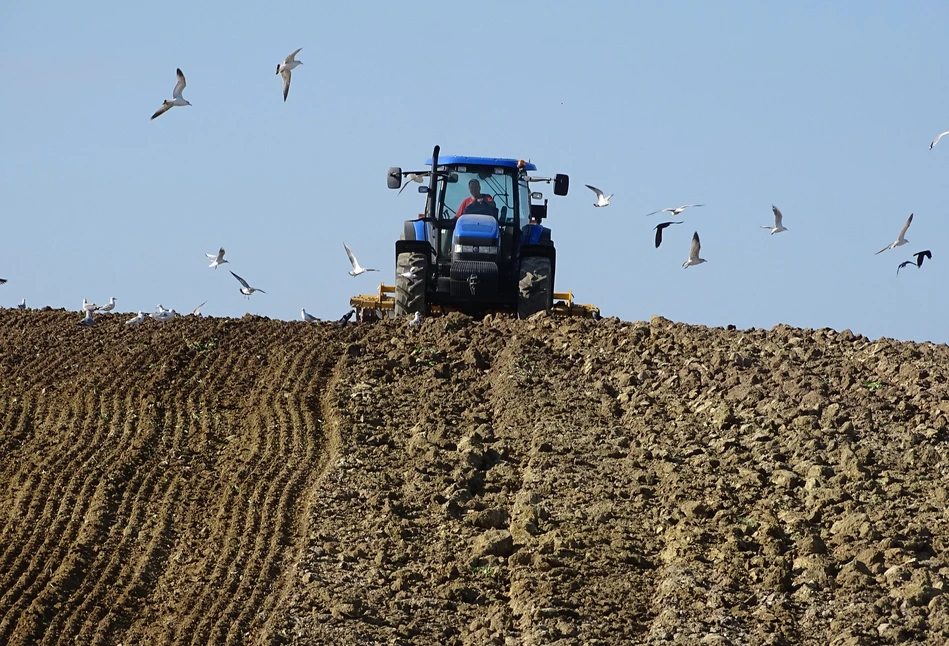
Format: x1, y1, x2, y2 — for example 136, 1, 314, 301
395, 252, 427, 316
517, 256, 551, 319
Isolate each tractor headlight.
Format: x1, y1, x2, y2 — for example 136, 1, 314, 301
454, 244, 498, 255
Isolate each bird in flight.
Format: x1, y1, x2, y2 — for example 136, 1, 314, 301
913, 249, 932, 267
344, 243, 378, 276
230, 271, 266, 298
0, 278, 7, 285
277, 48, 303, 102
647, 204, 704, 217
206, 247, 228, 269
682, 231, 707, 268
301, 308, 318, 322
931, 131, 949, 149
875, 213, 914, 255
653, 221, 684, 248
398, 172, 430, 196
150, 68, 191, 120
762, 205, 788, 235
584, 185, 613, 207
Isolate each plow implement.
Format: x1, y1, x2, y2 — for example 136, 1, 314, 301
350, 284, 600, 321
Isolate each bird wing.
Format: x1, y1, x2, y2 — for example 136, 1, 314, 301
644, 208, 667, 216
772, 205, 783, 228
654, 226, 664, 248
681, 204, 704, 211
931, 131, 949, 149
281, 69, 292, 102
897, 261, 913, 274
173, 68, 186, 99
343, 243, 359, 270
285, 47, 303, 63
874, 244, 892, 255
216, 247, 226, 262
689, 232, 701, 259
150, 102, 172, 120
191, 301, 207, 315
585, 185, 604, 199
229, 271, 250, 289
898, 213, 914, 239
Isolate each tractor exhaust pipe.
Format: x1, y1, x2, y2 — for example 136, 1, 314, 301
427, 145, 439, 220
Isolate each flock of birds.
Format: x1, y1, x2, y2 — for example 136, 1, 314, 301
581, 185, 933, 273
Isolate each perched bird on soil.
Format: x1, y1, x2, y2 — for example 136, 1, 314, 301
653, 221, 684, 248
408, 311, 422, 328
151, 309, 178, 322
875, 213, 913, 255
190, 301, 207, 316
126, 312, 146, 326
682, 231, 706, 268
335, 309, 355, 328
17, 298, 26, 310
82, 298, 98, 312
79, 310, 94, 327
96, 297, 116, 313
150, 68, 191, 120
301, 308, 318, 322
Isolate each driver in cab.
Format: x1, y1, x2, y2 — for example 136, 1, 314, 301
455, 179, 497, 218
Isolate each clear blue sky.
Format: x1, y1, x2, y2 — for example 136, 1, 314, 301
3, 2, 948, 343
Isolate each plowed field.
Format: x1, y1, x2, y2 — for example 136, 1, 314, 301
2, 309, 949, 645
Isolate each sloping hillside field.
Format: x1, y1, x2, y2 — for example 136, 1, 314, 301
1, 309, 949, 645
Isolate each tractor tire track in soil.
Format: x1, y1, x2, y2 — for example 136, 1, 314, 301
3, 310, 949, 644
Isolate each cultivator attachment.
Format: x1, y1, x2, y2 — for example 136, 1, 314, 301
349, 284, 600, 321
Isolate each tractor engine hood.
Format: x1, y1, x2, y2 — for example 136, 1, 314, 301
453, 214, 499, 244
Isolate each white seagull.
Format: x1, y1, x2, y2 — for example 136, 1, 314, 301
344, 243, 378, 277
398, 172, 429, 196
190, 301, 207, 316
150, 68, 191, 120
126, 311, 146, 326
17, 298, 26, 310
585, 185, 613, 207
931, 131, 949, 149
155, 304, 168, 314
151, 309, 178, 322
96, 296, 117, 313
301, 308, 318, 322
230, 271, 266, 297
682, 231, 707, 268
206, 247, 228, 269
82, 298, 98, 312
762, 205, 788, 235
408, 311, 422, 328
79, 310, 94, 327
277, 48, 303, 102
875, 213, 914, 255
647, 204, 704, 217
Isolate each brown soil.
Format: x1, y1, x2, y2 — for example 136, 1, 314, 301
1, 309, 949, 645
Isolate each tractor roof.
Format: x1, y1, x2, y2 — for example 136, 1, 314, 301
426, 155, 537, 171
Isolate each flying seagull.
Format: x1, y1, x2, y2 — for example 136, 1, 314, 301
682, 231, 707, 268
126, 312, 146, 326
335, 309, 355, 328
875, 213, 913, 255
584, 185, 613, 207
931, 131, 949, 149
206, 247, 228, 269
897, 260, 916, 275
17, 298, 26, 310
150, 68, 191, 120
762, 205, 788, 235
229, 271, 266, 298
277, 48, 303, 102
82, 298, 98, 312
344, 243, 378, 276
647, 204, 704, 217
398, 172, 430, 196
301, 308, 318, 322
913, 249, 932, 267
190, 301, 207, 316
79, 310, 94, 327
654, 221, 684, 248
96, 296, 116, 313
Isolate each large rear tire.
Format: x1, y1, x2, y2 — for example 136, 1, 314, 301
517, 256, 552, 319
395, 252, 427, 316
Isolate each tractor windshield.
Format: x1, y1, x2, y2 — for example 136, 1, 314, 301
441, 168, 515, 225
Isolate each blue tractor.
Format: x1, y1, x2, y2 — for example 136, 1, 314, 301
351, 145, 599, 320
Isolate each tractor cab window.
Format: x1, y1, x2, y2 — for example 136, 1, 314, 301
442, 169, 514, 224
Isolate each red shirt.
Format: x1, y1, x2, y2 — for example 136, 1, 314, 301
456, 195, 494, 218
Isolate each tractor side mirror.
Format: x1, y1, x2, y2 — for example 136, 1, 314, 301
387, 167, 403, 189
553, 173, 569, 196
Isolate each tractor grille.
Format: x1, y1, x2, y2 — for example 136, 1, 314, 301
450, 260, 498, 299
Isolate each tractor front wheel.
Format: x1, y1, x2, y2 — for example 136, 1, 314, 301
517, 256, 552, 319
394, 252, 427, 316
